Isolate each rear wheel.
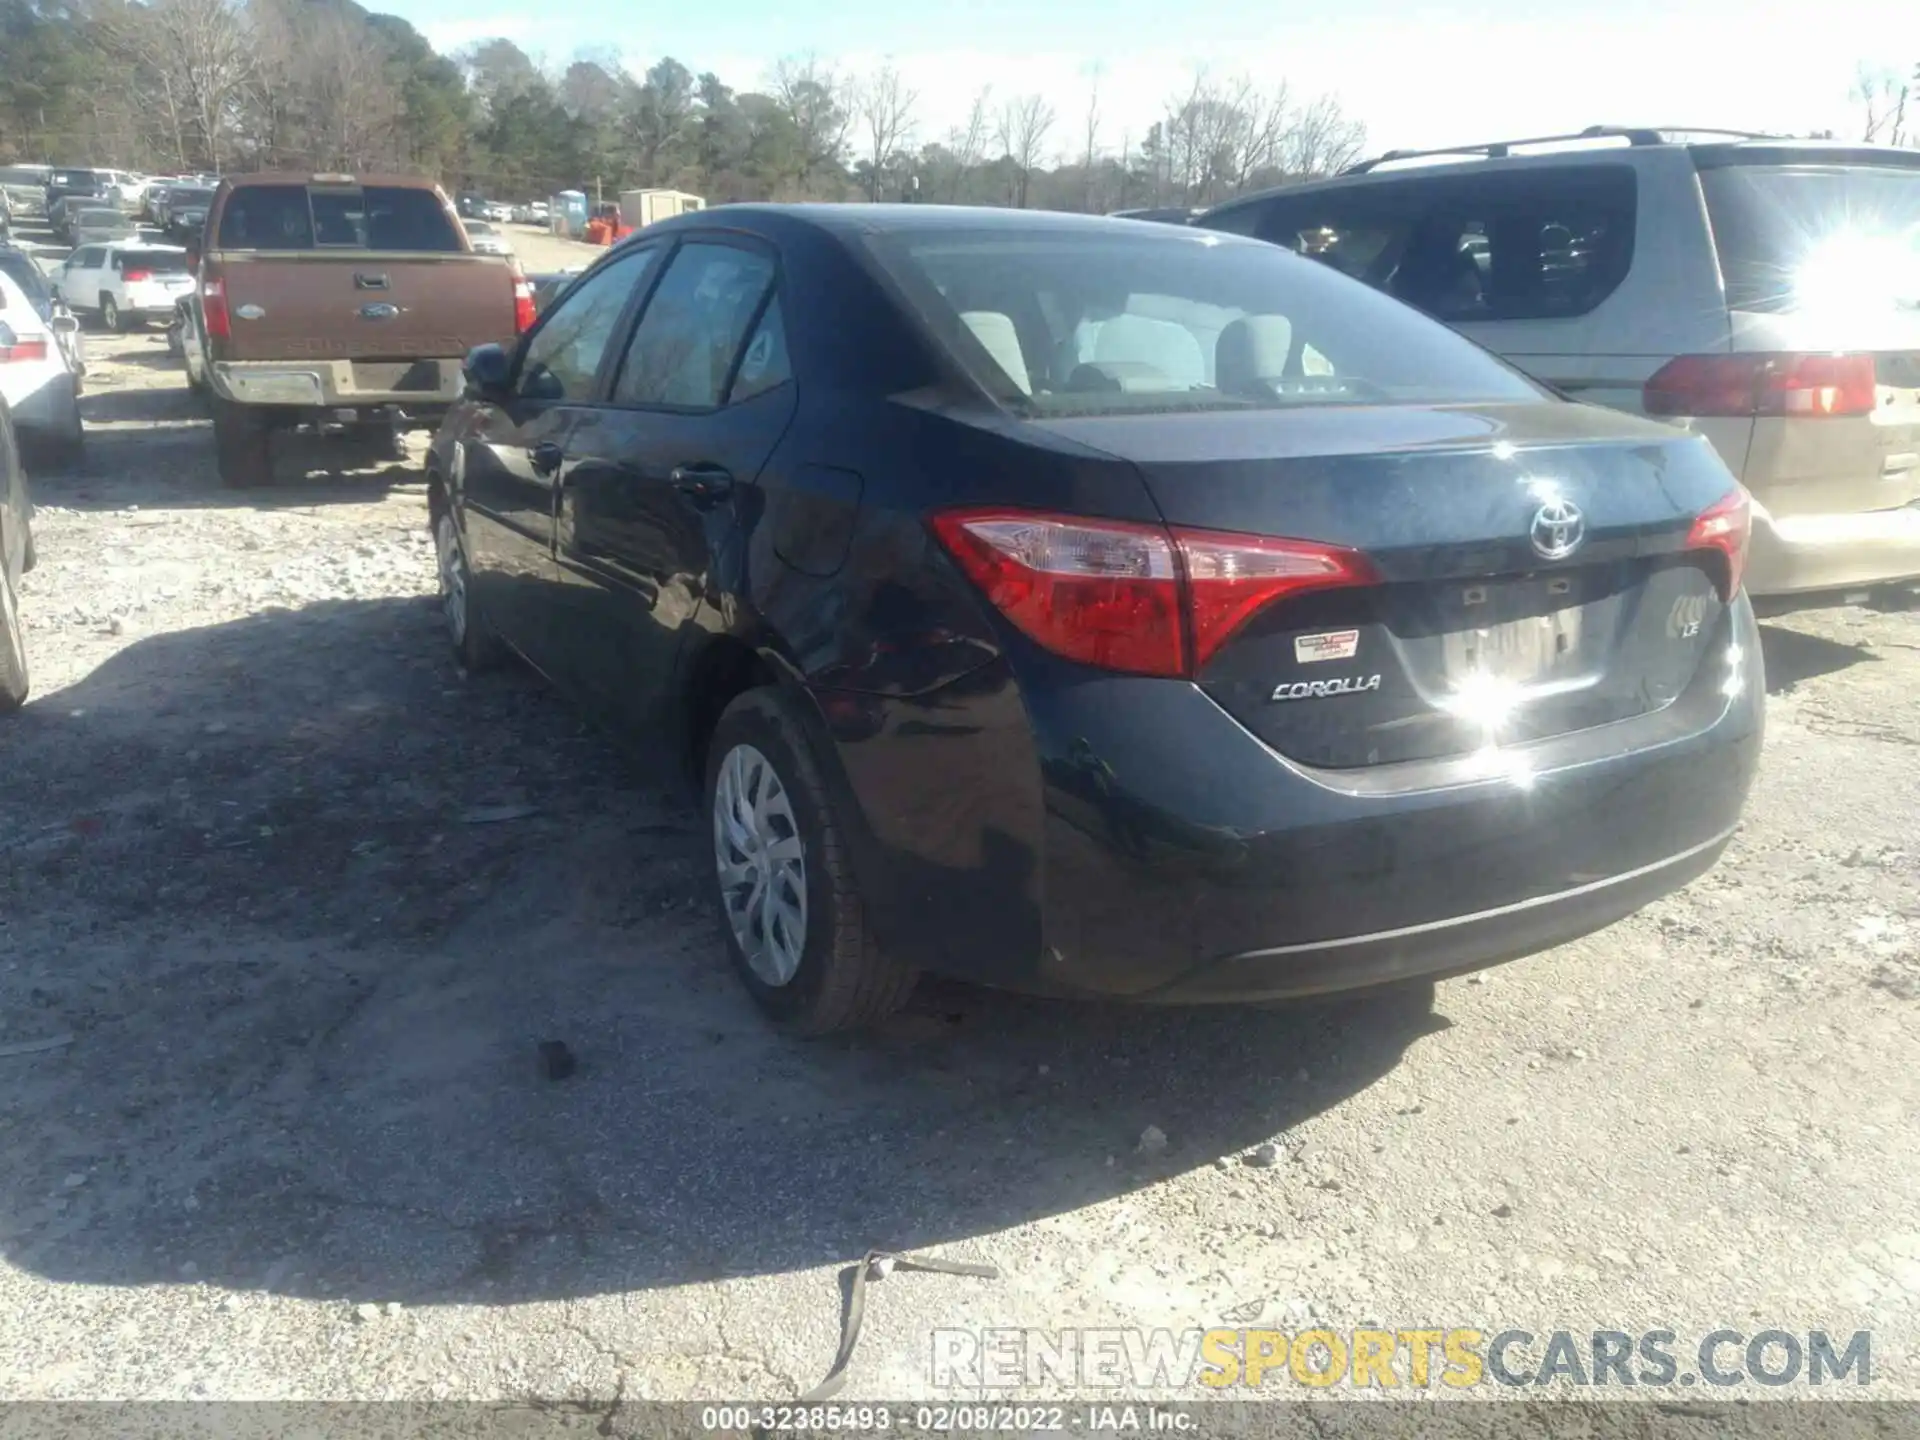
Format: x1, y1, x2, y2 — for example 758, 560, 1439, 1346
212, 397, 272, 488
705, 688, 916, 1033
100, 294, 126, 333
0, 560, 29, 714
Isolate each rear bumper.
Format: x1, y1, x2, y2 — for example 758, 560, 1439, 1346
1744, 497, 1920, 598
820, 599, 1764, 1002
210, 358, 463, 416
1, 368, 78, 434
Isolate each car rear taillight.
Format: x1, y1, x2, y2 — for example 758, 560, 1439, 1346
201, 276, 228, 338
122, 268, 152, 283
1644, 353, 1877, 419
1685, 486, 1752, 599
0, 323, 48, 363
930, 508, 1376, 679
513, 277, 536, 334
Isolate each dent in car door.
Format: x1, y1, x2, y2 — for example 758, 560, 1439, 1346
554, 240, 794, 731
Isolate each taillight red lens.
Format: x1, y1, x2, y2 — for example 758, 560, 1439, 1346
201, 276, 229, 338
0, 323, 48, 363
513, 278, 536, 335
1645, 352, 1877, 419
930, 508, 1376, 679
122, 268, 153, 283
930, 511, 1186, 676
1685, 486, 1752, 599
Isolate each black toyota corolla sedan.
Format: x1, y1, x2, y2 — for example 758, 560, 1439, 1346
426, 205, 1763, 1032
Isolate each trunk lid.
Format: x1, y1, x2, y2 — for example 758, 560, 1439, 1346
211, 251, 516, 362
1038, 403, 1740, 769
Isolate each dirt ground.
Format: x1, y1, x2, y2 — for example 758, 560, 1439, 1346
2, 247, 1918, 1408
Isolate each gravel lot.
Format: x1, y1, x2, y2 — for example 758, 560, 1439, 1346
2, 238, 1918, 1409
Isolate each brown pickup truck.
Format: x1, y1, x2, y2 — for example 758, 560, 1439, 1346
183, 173, 535, 486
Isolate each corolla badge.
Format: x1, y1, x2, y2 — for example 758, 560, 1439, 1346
1271, 674, 1382, 702
1529, 497, 1585, 561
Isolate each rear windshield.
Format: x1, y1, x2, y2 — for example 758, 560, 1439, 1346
0, 167, 47, 187
117, 249, 189, 273
168, 189, 215, 208
1701, 163, 1920, 314
866, 226, 1545, 415
216, 183, 463, 252
49, 170, 102, 188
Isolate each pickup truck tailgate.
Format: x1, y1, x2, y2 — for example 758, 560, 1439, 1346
215, 252, 516, 362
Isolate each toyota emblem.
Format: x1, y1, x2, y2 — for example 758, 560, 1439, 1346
1530, 498, 1586, 561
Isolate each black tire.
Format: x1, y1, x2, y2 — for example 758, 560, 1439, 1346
212, 397, 273, 488
101, 294, 127, 333
704, 688, 916, 1034
349, 419, 408, 462
432, 506, 505, 672
36, 401, 85, 472
0, 560, 29, 714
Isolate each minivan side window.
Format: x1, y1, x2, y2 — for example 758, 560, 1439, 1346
1248, 166, 1638, 325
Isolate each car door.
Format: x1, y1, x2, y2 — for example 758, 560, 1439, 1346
456, 244, 663, 673
54, 249, 101, 309
551, 236, 795, 731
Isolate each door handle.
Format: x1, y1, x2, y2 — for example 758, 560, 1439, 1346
530, 440, 564, 476
671, 464, 734, 507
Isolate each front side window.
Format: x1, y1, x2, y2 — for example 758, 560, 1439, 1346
613, 243, 777, 409
866, 226, 1543, 416
516, 247, 661, 403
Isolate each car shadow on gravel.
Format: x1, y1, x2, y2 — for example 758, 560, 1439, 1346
78, 387, 206, 424
1758, 622, 1880, 695
0, 598, 1443, 1307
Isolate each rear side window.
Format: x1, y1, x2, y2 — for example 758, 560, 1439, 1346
1243, 167, 1638, 325
1700, 163, 1920, 314
217, 184, 463, 252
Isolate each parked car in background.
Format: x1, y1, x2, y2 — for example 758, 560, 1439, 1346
50, 242, 193, 331
43, 167, 109, 222
0, 263, 85, 466
525, 269, 581, 312
183, 172, 533, 485
457, 193, 490, 220
1201, 128, 1920, 607
0, 188, 10, 241
462, 219, 514, 256
0, 166, 51, 216
0, 390, 34, 712
427, 204, 1763, 1032
0, 245, 86, 378
161, 185, 216, 242
484, 202, 512, 223
68, 205, 136, 247
102, 170, 147, 211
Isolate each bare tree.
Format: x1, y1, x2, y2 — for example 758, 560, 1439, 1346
946, 86, 993, 201
854, 61, 917, 201
996, 92, 1055, 208
1282, 92, 1366, 178
101, 0, 255, 170
1081, 64, 1102, 211
1855, 63, 1912, 145
769, 53, 856, 188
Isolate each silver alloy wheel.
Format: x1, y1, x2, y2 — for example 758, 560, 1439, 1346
713, 742, 809, 986
1, 569, 24, 678
433, 513, 467, 644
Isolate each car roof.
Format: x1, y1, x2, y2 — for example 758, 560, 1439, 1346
640, 202, 1255, 245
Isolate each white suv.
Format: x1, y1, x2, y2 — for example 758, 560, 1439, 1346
1201, 129, 1920, 607
51, 242, 196, 332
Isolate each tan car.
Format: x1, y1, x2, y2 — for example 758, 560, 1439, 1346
184, 173, 535, 487
1202, 130, 1920, 607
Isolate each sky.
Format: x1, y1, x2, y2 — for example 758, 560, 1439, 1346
380, 0, 1919, 160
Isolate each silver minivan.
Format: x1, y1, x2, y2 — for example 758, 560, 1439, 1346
1201, 129, 1920, 606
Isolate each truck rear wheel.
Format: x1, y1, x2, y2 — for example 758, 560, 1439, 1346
212, 398, 273, 488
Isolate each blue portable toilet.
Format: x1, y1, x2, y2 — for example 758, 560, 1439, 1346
550, 190, 588, 239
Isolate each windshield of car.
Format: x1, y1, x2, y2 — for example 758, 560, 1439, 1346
866, 225, 1545, 415
216, 183, 463, 251
467, 221, 495, 235
1700, 161, 1920, 315
169, 188, 215, 209
49, 169, 103, 188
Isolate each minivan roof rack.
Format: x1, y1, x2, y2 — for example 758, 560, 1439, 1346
1341, 126, 1782, 175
